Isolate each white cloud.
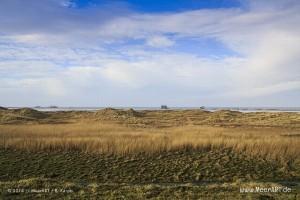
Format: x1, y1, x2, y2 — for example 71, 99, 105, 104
0, 0, 299, 106
146, 35, 174, 48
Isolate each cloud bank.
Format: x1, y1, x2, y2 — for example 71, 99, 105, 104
0, 0, 299, 106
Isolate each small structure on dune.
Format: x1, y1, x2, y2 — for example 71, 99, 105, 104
161, 105, 168, 109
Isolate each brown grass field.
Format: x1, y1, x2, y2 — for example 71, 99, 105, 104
0, 108, 299, 199
1, 123, 299, 162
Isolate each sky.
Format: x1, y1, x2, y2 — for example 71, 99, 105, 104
0, 0, 299, 107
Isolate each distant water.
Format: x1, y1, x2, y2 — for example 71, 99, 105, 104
7, 107, 300, 113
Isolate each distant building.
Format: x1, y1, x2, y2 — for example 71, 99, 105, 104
161, 105, 168, 109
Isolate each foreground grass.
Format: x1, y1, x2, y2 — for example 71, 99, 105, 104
1, 149, 299, 183
0, 149, 299, 199
1, 177, 299, 199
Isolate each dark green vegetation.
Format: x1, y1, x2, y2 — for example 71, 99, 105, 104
0, 149, 299, 199
1, 149, 298, 183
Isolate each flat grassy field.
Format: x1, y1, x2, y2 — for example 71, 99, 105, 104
0, 108, 299, 199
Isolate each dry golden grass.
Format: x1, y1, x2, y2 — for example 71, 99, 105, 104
0, 122, 299, 163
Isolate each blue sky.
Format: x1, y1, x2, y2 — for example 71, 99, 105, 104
70, 0, 241, 11
0, 0, 299, 107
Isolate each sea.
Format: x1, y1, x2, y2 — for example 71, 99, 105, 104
6, 107, 300, 113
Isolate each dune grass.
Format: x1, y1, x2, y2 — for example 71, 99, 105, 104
0, 123, 299, 164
